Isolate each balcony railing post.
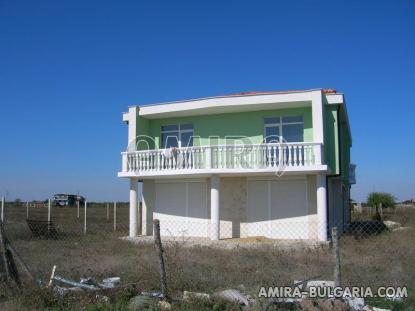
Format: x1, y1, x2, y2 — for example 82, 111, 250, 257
313, 144, 323, 165
122, 153, 128, 172
156, 150, 160, 171
206, 147, 212, 169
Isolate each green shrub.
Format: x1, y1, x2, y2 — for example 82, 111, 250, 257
367, 192, 396, 209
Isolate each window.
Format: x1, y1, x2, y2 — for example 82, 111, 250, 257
161, 124, 194, 148
264, 116, 304, 143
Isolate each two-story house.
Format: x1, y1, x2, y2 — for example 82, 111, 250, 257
118, 89, 355, 241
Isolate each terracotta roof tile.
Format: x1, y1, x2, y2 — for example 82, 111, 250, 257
224, 88, 337, 97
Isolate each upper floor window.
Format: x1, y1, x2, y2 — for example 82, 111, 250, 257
264, 116, 304, 143
161, 123, 193, 148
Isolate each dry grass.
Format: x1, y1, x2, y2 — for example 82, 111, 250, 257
1, 206, 414, 310
223, 236, 275, 243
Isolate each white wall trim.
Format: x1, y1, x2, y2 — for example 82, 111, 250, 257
326, 93, 344, 104
246, 175, 307, 181
127, 106, 138, 152
122, 112, 129, 122
118, 165, 328, 178
325, 93, 352, 145
311, 90, 324, 144
154, 178, 208, 184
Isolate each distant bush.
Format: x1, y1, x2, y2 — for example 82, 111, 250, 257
367, 192, 396, 209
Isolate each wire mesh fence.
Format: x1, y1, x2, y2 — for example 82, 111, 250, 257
1, 202, 414, 309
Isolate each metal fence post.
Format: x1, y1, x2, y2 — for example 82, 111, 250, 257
379, 202, 383, 219
1, 196, 4, 222
48, 199, 51, 232
332, 226, 341, 287
153, 219, 170, 302
0, 221, 11, 282
26, 202, 29, 220
107, 203, 109, 221
77, 200, 80, 219
113, 202, 117, 231
84, 201, 87, 234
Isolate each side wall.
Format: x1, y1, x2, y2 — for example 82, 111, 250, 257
328, 177, 343, 232
340, 118, 352, 184
324, 102, 353, 232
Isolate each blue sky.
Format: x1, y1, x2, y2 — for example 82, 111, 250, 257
1, 1, 414, 202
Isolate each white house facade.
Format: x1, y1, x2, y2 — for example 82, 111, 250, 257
118, 89, 355, 241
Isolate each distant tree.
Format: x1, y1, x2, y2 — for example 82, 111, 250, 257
367, 192, 396, 209
14, 198, 21, 207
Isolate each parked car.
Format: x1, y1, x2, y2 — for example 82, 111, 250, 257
52, 194, 85, 207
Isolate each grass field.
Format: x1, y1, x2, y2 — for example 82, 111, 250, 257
1, 205, 414, 310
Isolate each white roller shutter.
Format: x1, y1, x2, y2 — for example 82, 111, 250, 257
247, 178, 309, 239
154, 181, 207, 237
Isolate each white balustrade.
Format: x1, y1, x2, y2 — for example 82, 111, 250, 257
122, 142, 322, 173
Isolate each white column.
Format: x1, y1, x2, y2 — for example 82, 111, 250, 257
129, 178, 138, 237
317, 173, 328, 241
127, 106, 138, 152
210, 174, 220, 241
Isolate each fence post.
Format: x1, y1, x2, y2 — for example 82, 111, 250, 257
77, 200, 80, 219
0, 221, 11, 282
26, 202, 29, 220
379, 202, 383, 219
107, 203, 109, 221
48, 199, 51, 232
153, 219, 170, 302
332, 226, 341, 287
84, 201, 87, 234
113, 202, 117, 231
1, 196, 4, 222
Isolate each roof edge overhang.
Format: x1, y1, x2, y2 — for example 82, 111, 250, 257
135, 89, 327, 119
326, 93, 352, 145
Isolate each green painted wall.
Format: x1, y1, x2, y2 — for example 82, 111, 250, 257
136, 115, 154, 150
324, 105, 339, 174
139, 107, 313, 149
323, 103, 352, 181
340, 120, 352, 184
135, 104, 352, 177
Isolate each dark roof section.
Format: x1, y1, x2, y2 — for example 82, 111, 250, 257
224, 88, 337, 97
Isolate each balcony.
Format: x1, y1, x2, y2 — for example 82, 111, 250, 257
349, 164, 356, 184
118, 142, 327, 178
